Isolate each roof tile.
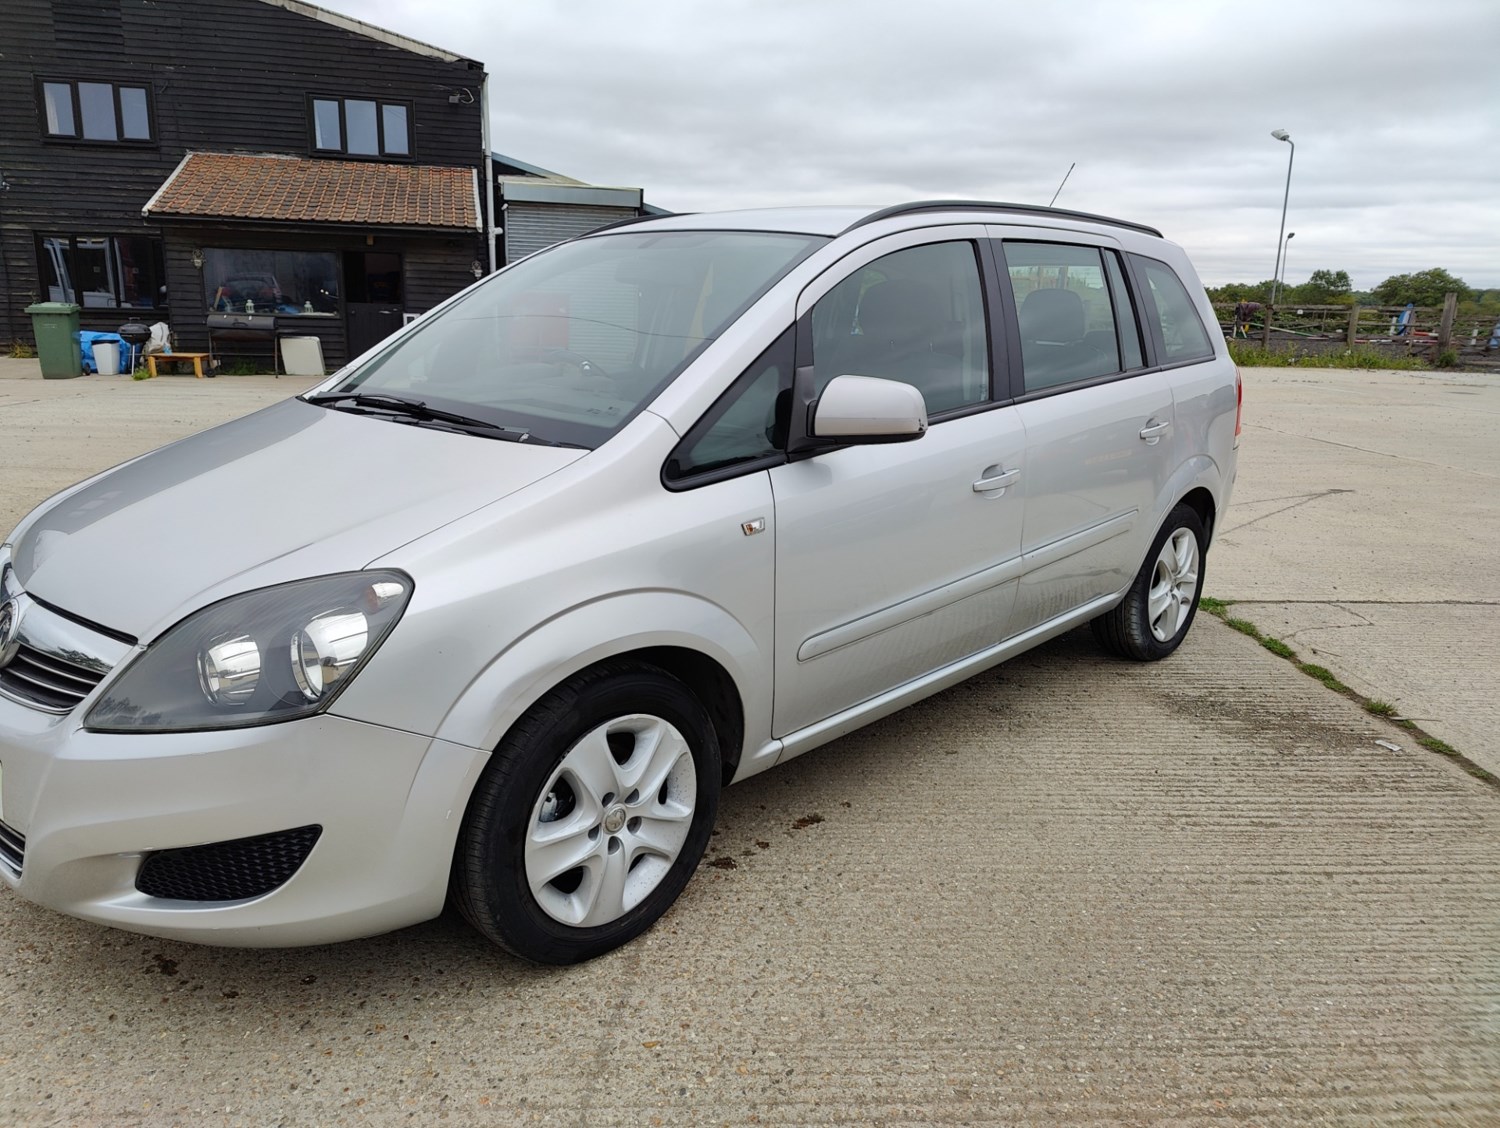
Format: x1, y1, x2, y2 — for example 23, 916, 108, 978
146, 152, 479, 230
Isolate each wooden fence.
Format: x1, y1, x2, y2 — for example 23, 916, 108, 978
1214, 294, 1500, 363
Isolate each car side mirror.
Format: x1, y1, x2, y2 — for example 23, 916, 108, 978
811, 374, 928, 443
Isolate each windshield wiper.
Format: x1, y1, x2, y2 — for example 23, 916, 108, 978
306, 391, 537, 441
306, 391, 498, 428
306, 391, 589, 448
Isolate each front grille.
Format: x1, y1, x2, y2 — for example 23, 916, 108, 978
136, 825, 322, 901
0, 819, 23, 877
0, 642, 106, 711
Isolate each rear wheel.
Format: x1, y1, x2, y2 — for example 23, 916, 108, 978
1092, 503, 1206, 661
451, 661, 720, 964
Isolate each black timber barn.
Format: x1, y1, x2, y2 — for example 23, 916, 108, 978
0, 0, 491, 370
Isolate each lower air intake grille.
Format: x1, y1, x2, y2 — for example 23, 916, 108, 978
0, 819, 23, 877
135, 825, 321, 901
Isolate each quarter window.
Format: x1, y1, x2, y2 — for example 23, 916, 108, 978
1003, 242, 1122, 392
310, 97, 412, 158
664, 329, 792, 483
811, 241, 989, 416
1132, 256, 1215, 363
37, 234, 167, 308
38, 79, 152, 142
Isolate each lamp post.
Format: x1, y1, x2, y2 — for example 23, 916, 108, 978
1279, 231, 1296, 300
1270, 129, 1295, 307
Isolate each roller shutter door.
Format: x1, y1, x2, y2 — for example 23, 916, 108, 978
503, 203, 636, 264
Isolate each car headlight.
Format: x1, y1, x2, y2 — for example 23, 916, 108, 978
85, 572, 412, 733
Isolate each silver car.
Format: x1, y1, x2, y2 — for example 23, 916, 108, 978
0, 202, 1239, 964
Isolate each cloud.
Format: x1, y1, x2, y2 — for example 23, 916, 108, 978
321, 0, 1500, 288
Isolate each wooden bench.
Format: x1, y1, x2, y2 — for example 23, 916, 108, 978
144, 352, 214, 379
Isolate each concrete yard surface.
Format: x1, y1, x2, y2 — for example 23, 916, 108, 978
0, 364, 1497, 1124
1213, 365, 1500, 778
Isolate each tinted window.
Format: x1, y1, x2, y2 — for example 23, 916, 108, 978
812, 241, 988, 415
666, 330, 792, 481
1134, 256, 1214, 362
1003, 242, 1121, 391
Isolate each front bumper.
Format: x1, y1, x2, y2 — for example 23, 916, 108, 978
0, 699, 488, 946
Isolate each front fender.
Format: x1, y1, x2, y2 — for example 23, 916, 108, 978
431, 589, 771, 765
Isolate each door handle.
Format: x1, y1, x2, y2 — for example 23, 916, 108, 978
972, 467, 1021, 493
1139, 419, 1172, 444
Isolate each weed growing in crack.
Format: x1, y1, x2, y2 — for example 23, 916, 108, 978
1261, 637, 1297, 659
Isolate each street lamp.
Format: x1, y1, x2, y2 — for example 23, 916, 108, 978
1270, 129, 1295, 306
1279, 231, 1296, 298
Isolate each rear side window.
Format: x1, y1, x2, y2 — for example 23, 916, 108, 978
1002, 242, 1122, 392
1132, 256, 1215, 363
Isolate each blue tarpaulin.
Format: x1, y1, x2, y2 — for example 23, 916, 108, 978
77, 331, 130, 374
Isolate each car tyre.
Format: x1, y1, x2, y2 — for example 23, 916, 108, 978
450, 660, 720, 964
1092, 503, 1206, 662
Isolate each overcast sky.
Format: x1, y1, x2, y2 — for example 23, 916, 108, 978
320, 0, 1499, 290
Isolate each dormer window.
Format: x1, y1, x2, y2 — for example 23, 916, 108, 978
310, 97, 411, 158
40, 79, 152, 143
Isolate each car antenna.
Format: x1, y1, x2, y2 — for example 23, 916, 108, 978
1048, 163, 1075, 208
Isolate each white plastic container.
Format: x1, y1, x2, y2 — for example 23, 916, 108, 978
94, 341, 121, 376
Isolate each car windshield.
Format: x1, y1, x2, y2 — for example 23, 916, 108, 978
313, 229, 828, 448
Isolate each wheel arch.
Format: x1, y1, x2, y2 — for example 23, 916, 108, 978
626, 646, 745, 787
1177, 485, 1217, 546
432, 591, 762, 788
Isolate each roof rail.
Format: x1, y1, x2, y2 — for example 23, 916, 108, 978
842, 200, 1163, 238
577, 211, 684, 237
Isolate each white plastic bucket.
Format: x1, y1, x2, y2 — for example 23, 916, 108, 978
94, 341, 121, 376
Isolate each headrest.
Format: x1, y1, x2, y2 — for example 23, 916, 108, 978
1019, 288, 1084, 344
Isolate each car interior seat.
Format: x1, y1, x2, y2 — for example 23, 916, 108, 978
1017, 288, 1114, 388
840, 277, 968, 413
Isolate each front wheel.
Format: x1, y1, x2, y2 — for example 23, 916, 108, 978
451, 661, 721, 964
1092, 503, 1206, 661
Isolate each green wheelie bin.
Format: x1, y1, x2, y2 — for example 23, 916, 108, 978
25, 301, 83, 379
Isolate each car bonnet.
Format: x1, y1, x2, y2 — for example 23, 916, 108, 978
7, 397, 584, 640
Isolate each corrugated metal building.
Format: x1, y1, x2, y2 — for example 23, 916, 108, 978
492, 153, 649, 265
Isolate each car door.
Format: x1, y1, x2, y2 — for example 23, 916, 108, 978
989, 233, 1177, 636
768, 228, 1026, 738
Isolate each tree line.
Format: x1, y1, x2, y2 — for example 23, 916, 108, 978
1207, 267, 1496, 311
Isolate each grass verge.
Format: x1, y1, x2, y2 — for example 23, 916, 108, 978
1196, 596, 1495, 787
1227, 342, 1431, 370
